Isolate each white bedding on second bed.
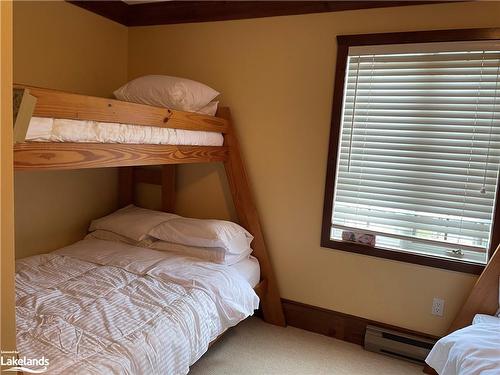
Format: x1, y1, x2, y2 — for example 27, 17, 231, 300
16, 238, 258, 375
25, 117, 224, 146
230, 255, 260, 288
425, 314, 500, 375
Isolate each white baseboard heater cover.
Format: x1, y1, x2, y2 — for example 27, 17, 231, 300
364, 325, 436, 364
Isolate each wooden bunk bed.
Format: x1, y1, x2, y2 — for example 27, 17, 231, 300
13, 84, 286, 328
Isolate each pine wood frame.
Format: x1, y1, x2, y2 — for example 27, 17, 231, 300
13, 85, 286, 327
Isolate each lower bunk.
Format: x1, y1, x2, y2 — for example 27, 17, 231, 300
15, 213, 262, 374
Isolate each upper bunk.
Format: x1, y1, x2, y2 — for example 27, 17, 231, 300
13, 85, 231, 170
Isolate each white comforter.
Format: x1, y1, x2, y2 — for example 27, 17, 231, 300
16, 239, 259, 375
426, 314, 500, 375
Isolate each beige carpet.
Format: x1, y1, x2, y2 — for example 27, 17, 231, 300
190, 317, 423, 375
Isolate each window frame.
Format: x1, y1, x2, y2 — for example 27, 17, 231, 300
321, 28, 500, 274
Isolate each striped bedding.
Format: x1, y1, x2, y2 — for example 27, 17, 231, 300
15, 239, 259, 375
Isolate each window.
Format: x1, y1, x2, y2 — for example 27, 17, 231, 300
322, 30, 500, 273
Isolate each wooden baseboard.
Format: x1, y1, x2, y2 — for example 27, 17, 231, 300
282, 298, 439, 350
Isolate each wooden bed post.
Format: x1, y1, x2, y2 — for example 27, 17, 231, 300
119, 167, 134, 207
218, 107, 286, 327
161, 165, 176, 213
121, 165, 175, 212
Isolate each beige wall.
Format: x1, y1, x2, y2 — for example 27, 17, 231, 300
1, 0, 16, 352
8, 0, 499, 338
13, 1, 128, 258
129, 1, 500, 336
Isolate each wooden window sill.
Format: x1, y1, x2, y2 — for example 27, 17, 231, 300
320, 238, 485, 274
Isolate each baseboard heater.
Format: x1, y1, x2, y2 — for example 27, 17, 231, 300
364, 325, 436, 364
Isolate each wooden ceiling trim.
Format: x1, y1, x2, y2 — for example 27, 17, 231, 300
68, 1, 458, 27
68, 1, 129, 25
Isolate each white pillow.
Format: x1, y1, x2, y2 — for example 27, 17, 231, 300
148, 217, 253, 255
149, 240, 252, 265
89, 205, 178, 242
196, 101, 219, 116
114, 75, 219, 112
85, 229, 156, 248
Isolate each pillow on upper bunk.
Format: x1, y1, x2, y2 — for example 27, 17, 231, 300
149, 240, 252, 265
89, 205, 177, 242
148, 217, 254, 256
197, 101, 219, 116
113, 75, 219, 113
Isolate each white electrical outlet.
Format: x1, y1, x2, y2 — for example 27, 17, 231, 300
432, 297, 445, 317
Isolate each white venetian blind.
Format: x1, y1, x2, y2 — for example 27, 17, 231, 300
331, 41, 500, 264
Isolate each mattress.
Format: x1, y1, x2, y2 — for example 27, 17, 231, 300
15, 239, 258, 375
425, 314, 500, 375
25, 116, 224, 146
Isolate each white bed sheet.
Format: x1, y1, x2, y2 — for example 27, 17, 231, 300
230, 256, 260, 288
425, 314, 500, 375
25, 117, 224, 146
15, 239, 258, 375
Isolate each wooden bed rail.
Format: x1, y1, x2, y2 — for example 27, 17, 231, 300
14, 84, 229, 133
12, 85, 233, 171
14, 143, 228, 170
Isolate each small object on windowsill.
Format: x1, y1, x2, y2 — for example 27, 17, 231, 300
447, 249, 464, 257
342, 230, 376, 247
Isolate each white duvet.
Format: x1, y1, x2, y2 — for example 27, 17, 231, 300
426, 314, 500, 375
16, 239, 259, 375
